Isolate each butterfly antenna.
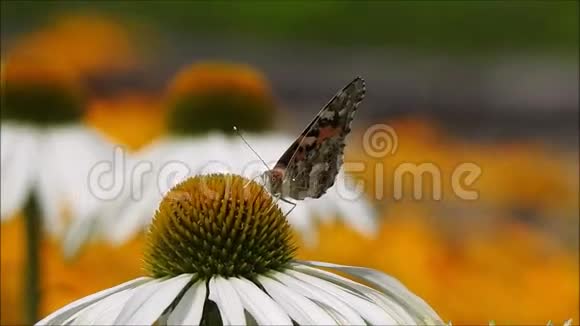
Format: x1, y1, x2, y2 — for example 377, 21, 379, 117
233, 126, 270, 171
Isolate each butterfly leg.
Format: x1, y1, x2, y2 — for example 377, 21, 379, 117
264, 194, 297, 218
279, 197, 297, 218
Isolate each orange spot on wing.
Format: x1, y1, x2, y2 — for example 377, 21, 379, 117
317, 126, 341, 144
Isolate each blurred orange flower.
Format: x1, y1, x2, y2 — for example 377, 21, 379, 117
165, 62, 276, 134
296, 208, 578, 324
347, 117, 578, 219
1, 56, 85, 123
7, 13, 141, 78
435, 222, 579, 324
39, 234, 144, 319
2, 13, 150, 124
84, 94, 167, 151
1, 56, 79, 89
0, 215, 26, 325
167, 62, 273, 103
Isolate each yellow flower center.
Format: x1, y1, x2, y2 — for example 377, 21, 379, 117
143, 174, 295, 279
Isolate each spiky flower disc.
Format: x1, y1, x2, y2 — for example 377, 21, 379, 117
144, 174, 295, 280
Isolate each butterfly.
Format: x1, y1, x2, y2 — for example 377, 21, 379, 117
262, 77, 366, 203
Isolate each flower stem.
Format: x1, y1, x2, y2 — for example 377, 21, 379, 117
24, 192, 41, 324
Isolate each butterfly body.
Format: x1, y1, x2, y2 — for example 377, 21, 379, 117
263, 77, 366, 200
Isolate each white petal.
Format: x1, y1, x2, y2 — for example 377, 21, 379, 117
285, 269, 397, 325
167, 280, 207, 325
62, 143, 146, 255
258, 275, 337, 325
86, 134, 234, 247
299, 260, 443, 324
105, 173, 161, 246
302, 196, 335, 224
61, 216, 99, 259
34, 126, 113, 238
292, 263, 416, 324
0, 123, 19, 164
1, 124, 38, 219
61, 197, 124, 259
47, 127, 103, 209
59, 129, 155, 252
208, 276, 246, 325
91, 183, 137, 238
167, 134, 233, 180
36, 140, 63, 235
36, 277, 150, 325
282, 201, 316, 244
115, 274, 192, 325
323, 308, 351, 324
229, 277, 292, 325
271, 270, 364, 324
70, 288, 134, 325
328, 176, 378, 235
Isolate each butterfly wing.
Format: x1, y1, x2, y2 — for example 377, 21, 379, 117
273, 77, 366, 200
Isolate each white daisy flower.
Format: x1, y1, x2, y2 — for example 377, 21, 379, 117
39, 174, 442, 326
66, 132, 377, 253
0, 123, 40, 221
0, 121, 114, 236
0, 62, 117, 323
0, 55, 116, 237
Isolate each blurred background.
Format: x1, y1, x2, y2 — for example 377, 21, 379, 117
1, 1, 578, 325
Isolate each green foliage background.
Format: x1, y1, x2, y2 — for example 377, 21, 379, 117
2, 1, 577, 55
